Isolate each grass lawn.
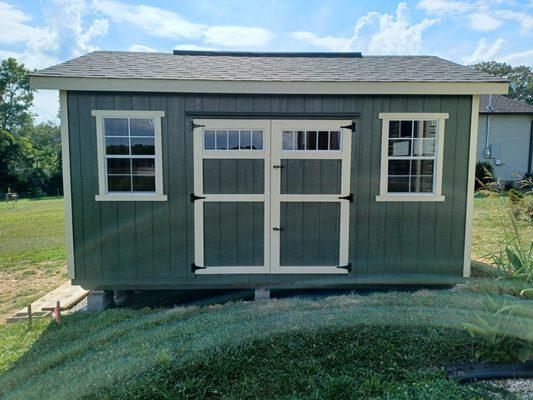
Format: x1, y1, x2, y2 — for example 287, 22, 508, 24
0, 197, 67, 321
0, 290, 530, 399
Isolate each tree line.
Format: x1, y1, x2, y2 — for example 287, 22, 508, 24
0, 57, 531, 198
0, 58, 62, 197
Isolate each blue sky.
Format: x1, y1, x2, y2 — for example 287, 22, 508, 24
1, 0, 532, 123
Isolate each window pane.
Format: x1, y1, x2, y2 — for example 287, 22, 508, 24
318, 131, 329, 150
411, 176, 433, 193
107, 158, 131, 175
306, 131, 317, 150
228, 130, 239, 150
413, 138, 436, 156
400, 121, 413, 138
108, 175, 131, 192
204, 130, 215, 150
330, 131, 340, 150
131, 137, 155, 155
105, 137, 129, 155
240, 130, 251, 149
132, 158, 155, 175
216, 130, 228, 150
282, 131, 293, 150
130, 118, 154, 137
104, 118, 128, 136
388, 177, 410, 192
423, 120, 438, 138
411, 160, 434, 176
252, 130, 263, 150
388, 139, 411, 156
389, 121, 400, 138
296, 131, 306, 150
388, 160, 410, 176
132, 176, 156, 192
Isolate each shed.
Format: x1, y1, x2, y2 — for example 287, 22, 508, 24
29, 50, 508, 290
477, 94, 533, 183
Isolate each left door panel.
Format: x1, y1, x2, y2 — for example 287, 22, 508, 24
193, 119, 271, 274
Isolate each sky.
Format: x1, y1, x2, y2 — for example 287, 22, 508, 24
0, 0, 532, 124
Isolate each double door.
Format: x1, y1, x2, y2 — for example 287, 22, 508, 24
193, 119, 352, 274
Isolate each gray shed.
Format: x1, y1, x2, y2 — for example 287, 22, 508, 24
477, 94, 533, 183
29, 51, 508, 291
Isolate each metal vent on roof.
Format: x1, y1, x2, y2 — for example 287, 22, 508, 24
172, 50, 363, 58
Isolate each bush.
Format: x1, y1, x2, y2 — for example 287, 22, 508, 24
475, 162, 494, 190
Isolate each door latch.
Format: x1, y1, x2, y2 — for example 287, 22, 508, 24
273, 227, 283, 231
273, 165, 284, 169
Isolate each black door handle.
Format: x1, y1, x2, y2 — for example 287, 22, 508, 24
273, 227, 283, 231
273, 165, 284, 169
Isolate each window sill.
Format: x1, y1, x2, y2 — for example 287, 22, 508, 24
95, 194, 168, 202
375, 194, 445, 202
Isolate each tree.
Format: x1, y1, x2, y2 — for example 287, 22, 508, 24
471, 61, 532, 104
0, 58, 34, 132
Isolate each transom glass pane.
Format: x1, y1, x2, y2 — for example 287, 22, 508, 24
203, 129, 263, 151
281, 130, 341, 151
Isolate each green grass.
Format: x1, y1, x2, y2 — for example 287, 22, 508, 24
0, 197, 66, 272
0, 197, 67, 320
0, 290, 530, 399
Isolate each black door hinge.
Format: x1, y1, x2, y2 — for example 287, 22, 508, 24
191, 263, 206, 273
190, 193, 206, 202
192, 121, 205, 129
338, 193, 353, 202
338, 263, 352, 272
340, 121, 357, 132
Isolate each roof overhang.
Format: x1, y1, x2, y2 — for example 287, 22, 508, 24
29, 76, 509, 95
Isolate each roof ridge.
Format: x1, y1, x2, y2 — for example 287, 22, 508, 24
172, 50, 363, 58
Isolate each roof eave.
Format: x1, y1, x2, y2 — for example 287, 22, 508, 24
29, 76, 509, 95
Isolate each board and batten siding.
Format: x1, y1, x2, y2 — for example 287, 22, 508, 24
67, 92, 472, 289
477, 114, 533, 181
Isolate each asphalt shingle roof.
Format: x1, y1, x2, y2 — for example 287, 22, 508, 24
30, 51, 507, 83
479, 94, 533, 114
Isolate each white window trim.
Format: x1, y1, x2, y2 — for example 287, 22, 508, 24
92, 110, 167, 202
376, 112, 448, 202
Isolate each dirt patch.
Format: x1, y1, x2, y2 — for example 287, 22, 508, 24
0, 262, 67, 323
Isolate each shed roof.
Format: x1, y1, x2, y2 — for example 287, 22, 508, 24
31, 51, 506, 83
479, 94, 533, 114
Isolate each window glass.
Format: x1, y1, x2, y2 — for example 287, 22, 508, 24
252, 130, 263, 150
216, 130, 228, 150
204, 130, 216, 150
203, 129, 263, 151
386, 119, 438, 194
240, 130, 252, 149
228, 130, 240, 150
282, 130, 341, 151
104, 116, 158, 193
296, 131, 306, 150
318, 131, 329, 150
329, 131, 340, 150
282, 131, 294, 150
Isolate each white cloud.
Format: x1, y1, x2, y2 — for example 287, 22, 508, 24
469, 12, 502, 31
416, 0, 472, 15
173, 44, 217, 51
129, 44, 156, 52
32, 90, 60, 124
463, 38, 506, 64
292, 3, 438, 55
203, 26, 273, 47
95, 0, 205, 39
95, 0, 273, 47
496, 10, 533, 31
77, 18, 109, 55
498, 49, 533, 66
0, 1, 46, 45
291, 32, 350, 51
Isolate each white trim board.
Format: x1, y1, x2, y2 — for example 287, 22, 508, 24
463, 95, 481, 278
30, 76, 509, 95
59, 91, 75, 278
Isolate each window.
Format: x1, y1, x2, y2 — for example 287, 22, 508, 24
281, 130, 341, 151
92, 110, 166, 201
204, 129, 263, 150
376, 113, 448, 202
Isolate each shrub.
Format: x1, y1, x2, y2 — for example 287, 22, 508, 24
475, 162, 494, 190
508, 188, 523, 205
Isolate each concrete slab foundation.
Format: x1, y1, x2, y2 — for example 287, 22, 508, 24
254, 288, 270, 301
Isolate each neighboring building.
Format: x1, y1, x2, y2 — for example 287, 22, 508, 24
477, 94, 533, 184
29, 51, 508, 293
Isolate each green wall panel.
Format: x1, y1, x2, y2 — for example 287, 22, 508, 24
203, 159, 264, 194
280, 160, 341, 194
67, 92, 471, 287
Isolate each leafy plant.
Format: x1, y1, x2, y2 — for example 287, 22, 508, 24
464, 296, 533, 363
